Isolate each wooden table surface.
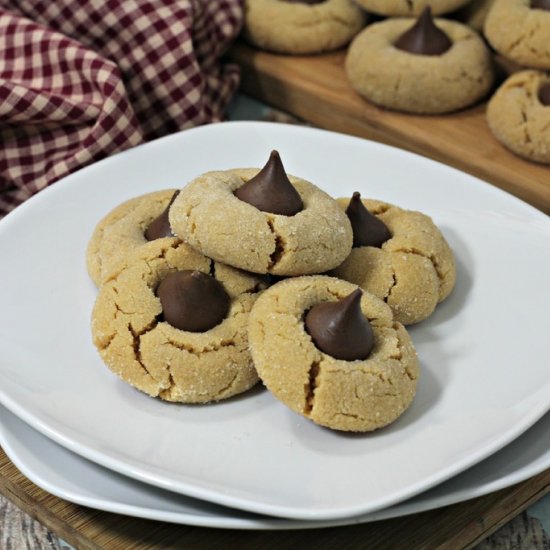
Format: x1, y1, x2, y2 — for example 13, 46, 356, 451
1, 445, 549, 550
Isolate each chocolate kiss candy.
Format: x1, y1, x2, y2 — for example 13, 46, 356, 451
538, 82, 550, 105
395, 6, 452, 56
345, 192, 391, 248
157, 270, 229, 332
235, 150, 303, 216
145, 191, 179, 241
305, 289, 374, 361
532, 0, 550, 10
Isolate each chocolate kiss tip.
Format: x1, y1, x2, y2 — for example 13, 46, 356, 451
234, 150, 303, 216
538, 83, 550, 106
532, 0, 550, 10
345, 192, 391, 249
157, 270, 229, 333
305, 288, 374, 361
144, 190, 179, 241
394, 6, 452, 56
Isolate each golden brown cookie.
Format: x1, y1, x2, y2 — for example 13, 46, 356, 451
487, 70, 550, 164
92, 240, 267, 403
345, 13, 494, 114
169, 161, 353, 276
86, 189, 177, 286
354, 0, 473, 16
248, 276, 419, 432
243, 0, 366, 54
332, 197, 456, 325
484, 0, 550, 70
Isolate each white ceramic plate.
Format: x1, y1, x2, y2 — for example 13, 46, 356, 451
1, 404, 549, 529
0, 122, 549, 521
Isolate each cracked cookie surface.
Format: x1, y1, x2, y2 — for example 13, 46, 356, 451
332, 198, 456, 325
169, 168, 353, 276
248, 276, 419, 432
487, 70, 550, 163
92, 240, 266, 403
484, 0, 550, 69
86, 189, 176, 286
243, 0, 366, 54
345, 17, 494, 114
353, 0, 473, 15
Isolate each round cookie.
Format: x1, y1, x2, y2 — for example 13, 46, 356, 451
92, 240, 267, 403
87, 189, 177, 286
345, 13, 494, 114
487, 70, 550, 164
332, 197, 456, 325
169, 160, 353, 276
248, 276, 419, 432
353, 0, 473, 16
484, 0, 550, 70
243, 0, 366, 55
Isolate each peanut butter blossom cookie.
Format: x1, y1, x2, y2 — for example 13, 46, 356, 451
332, 193, 456, 325
92, 241, 267, 403
487, 71, 550, 163
354, 0, 473, 15
248, 276, 419, 432
484, 0, 550, 69
345, 8, 494, 114
86, 189, 178, 286
243, 0, 366, 54
169, 151, 353, 276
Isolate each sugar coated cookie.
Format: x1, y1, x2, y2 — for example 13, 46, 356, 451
169, 151, 353, 276
92, 240, 266, 403
485, 0, 550, 70
87, 189, 177, 286
248, 276, 419, 432
353, 0, 473, 16
331, 194, 456, 325
487, 70, 550, 164
345, 9, 494, 114
243, 0, 366, 54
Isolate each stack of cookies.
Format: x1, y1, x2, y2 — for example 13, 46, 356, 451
242, 0, 550, 164
88, 151, 455, 432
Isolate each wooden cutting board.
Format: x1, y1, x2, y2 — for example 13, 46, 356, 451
1, 447, 549, 549
228, 43, 550, 215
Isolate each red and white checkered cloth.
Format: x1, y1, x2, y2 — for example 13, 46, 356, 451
0, 0, 243, 217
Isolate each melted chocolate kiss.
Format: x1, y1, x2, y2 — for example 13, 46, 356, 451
538, 82, 550, 105
345, 192, 391, 248
157, 270, 229, 332
305, 289, 374, 361
395, 7, 452, 56
145, 191, 179, 241
235, 151, 303, 216
532, 0, 550, 10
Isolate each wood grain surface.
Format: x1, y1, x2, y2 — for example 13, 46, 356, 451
229, 43, 550, 215
1, 447, 549, 550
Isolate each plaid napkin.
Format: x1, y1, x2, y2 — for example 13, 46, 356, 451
0, 0, 243, 217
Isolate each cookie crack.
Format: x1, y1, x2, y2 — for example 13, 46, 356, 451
266, 219, 285, 269
213, 372, 240, 399
304, 360, 320, 415
128, 321, 158, 379
165, 336, 238, 356
392, 247, 444, 285
384, 268, 398, 304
